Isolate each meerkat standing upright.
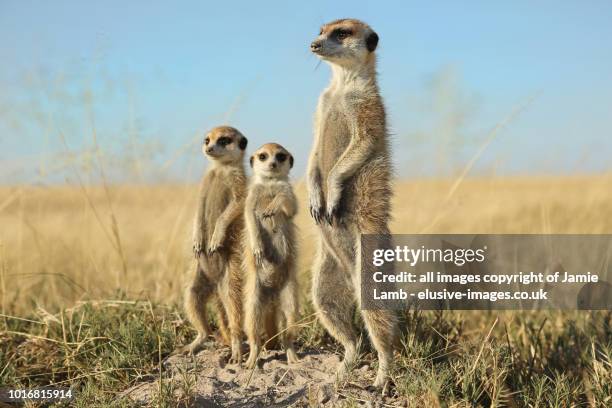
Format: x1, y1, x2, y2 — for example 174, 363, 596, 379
180, 126, 248, 364
243, 143, 299, 369
308, 19, 398, 389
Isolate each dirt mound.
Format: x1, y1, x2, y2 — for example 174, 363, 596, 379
121, 345, 400, 407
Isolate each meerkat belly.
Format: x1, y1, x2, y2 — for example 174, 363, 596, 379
258, 220, 293, 288
258, 203, 293, 265
202, 186, 231, 242
318, 108, 351, 194
262, 217, 292, 246
199, 175, 233, 275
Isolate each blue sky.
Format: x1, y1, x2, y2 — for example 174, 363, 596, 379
0, 0, 611, 183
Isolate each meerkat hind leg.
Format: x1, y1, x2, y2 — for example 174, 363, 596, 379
358, 227, 398, 392
264, 305, 279, 350
244, 279, 263, 369
179, 262, 214, 355
218, 259, 243, 365
361, 309, 396, 391
214, 296, 231, 345
312, 245, 358, 381
279, 280, 299, 364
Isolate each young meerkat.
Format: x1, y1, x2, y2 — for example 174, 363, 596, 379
308, 19, 398, 389
179, 125, 248, 364
243, 143, 300, 369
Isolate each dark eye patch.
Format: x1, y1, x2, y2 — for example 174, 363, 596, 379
218, 136, 232, 146
258, 153, 268, 161
275, 153, 287, 162
332, 28, 353, 41
204, 137, 210, 145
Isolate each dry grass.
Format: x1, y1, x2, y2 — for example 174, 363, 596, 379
1, 174, 611, 315
1, 175, 611, 406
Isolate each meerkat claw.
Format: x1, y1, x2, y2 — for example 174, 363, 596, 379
207, 244, 222, 256
253, 250, 264, 266
262, 209, 275, 218
324, 205, 340, 226
310, 205, 325, 224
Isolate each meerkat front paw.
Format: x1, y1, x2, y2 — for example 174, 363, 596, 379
192, 233, 204, 257
325, 181, 344, 225
207, 229, 225, 255
193, 242, 203, 257
207, 242, 223, 256
260, 205, 276, 219
325, 202, 344, 226
325, 194, 344, 226
252, 246, 265, 266
309, 194, 325, 224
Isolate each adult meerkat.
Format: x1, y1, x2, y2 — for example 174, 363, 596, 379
179, 125, 248, 364
243, 143, 299, 369
308, 19, 398, 389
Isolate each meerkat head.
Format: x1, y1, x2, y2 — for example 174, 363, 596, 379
310, 19, 378, 67
250, 143, 294, 180
203, 126, 248, 164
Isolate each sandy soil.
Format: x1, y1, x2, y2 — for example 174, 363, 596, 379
121, 345, 402, 407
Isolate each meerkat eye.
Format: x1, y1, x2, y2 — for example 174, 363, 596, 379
204, 137, 210, 145
334, 29, 352, 40
258, 153, 268, 161
275, 153, 287, 162
218, 137, 232, 146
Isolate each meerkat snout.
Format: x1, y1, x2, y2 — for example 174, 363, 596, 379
202, 126, 248, 163
310, 18, 378, 63
250, 143, 294, 179
310, 41, 322, 52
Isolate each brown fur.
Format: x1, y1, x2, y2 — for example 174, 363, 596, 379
308, 19, 398, 390
179, 126, 248, 364
320, 18, 370, 36
243, 143, 300, 368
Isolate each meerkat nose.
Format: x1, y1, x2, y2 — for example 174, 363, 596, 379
310, 41, 322, 51
206, 147, 214, 153
270, 163, 277, 169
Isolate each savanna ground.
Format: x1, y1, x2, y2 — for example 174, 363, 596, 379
1, 175, 611, 406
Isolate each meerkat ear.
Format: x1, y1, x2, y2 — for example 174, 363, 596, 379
366, 31, 379, 52
289, 155, 294, 168
249, 156, 254, 167
239, 137, 248, 150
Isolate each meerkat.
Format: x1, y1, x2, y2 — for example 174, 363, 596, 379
308, 19, 398, 389
179, 125, 248, 364
243, 143, 300, 369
